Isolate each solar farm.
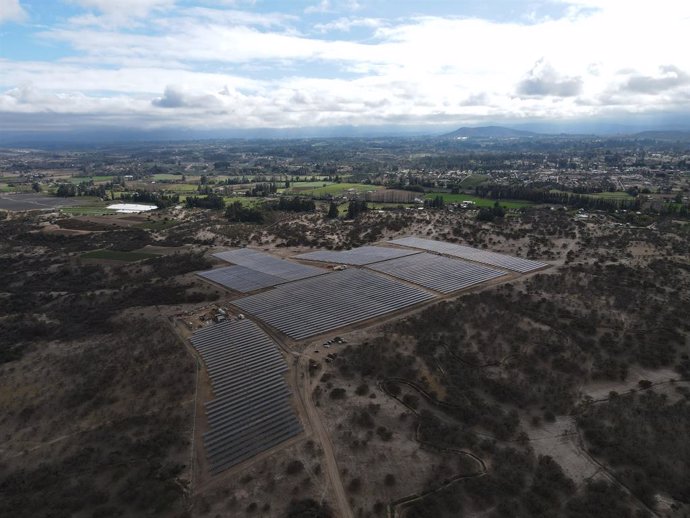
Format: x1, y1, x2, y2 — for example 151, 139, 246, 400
191, 319, 302, 474
389, 236, 549, 273
233, 268, 435, 340
194, 241, 549, 343
189, 240, 549, 475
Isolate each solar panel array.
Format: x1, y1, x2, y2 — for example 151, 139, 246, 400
214, 248, 324, 281
369, 252, 508, 293
198, 265, 285, 293
191, 319, 302, 474
294, 246, 421, 266
199, 249, 325, 293
389, 237, 548, 273
233, 269, 435, 340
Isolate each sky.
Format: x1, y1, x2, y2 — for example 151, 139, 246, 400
0, 0, 689, 137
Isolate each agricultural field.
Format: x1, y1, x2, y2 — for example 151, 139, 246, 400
288, 182, 384, 197
152, 173, 184, 180
59, 200, 117, 215
459, 173, 490, 187
588, 191, 635, 200
66, 175, 115, 184
157, 183, 202, 192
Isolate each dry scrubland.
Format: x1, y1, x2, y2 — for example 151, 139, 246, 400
315, 212, 690, 518
0, 203, 688, 518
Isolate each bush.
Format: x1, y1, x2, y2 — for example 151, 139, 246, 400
286, 460, 304, 475
329, 388, 346, 400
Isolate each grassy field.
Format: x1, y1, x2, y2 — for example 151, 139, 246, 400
81, 249, 159, 261
425, 192, 532, 209
61, 206, 117, 215
588, 191, 635, 200
222, 196, 264, 207
291, 182, 384, 197
59, 198, 116, 215
67, 175, 115, 184
459, 174, 490, 188
151, 173, 183, 181
0, 183, 32, 193
158, 183, 200, 192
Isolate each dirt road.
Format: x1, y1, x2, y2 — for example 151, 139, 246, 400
295, 355, 354, 518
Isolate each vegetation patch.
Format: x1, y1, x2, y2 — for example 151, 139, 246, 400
80, 249, 160, 262
424, 192, 532, 209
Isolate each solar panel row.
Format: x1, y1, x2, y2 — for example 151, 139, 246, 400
233, 269, 435, 340
389, 236, 548, 273
294, 245, 421, 265
368, 252, 508, 293
191, 319, 302, 474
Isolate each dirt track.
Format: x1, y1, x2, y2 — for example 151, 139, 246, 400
295, 354, 354, 518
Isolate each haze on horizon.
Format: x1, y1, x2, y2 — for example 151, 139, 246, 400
1, 0, 689, 138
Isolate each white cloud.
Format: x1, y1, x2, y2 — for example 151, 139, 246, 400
0, 0, 27, 24
67, 0, 174, 26
313, 16, 383, 33
305, 1, 330, 14
1, 1, 689, 131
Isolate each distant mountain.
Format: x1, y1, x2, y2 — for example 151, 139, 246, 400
442, 126, 539, 139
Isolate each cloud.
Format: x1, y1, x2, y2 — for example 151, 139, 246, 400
1, 1, 690, 131
0, 0, 27, 24
68, 0, 174, 25
305, 0, 360, 14
517, 60, 583, 97
305, 1, 330, 14
313, 16, 382, 33
152, 85, 224, 108
623, 66, 690, 94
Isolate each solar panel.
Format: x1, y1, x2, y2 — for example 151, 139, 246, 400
389, 236, 548, 273
369, 252, 508, 293
191, 319, 302, 474
197, 265, 286, 293
233, 269, 435, 340
198, 249, 327, 293
213, 248, 324, 280
294, 246, 421, 265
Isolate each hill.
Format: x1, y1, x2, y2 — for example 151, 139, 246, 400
442, 126, 539, 139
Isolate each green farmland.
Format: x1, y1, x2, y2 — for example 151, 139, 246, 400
288, 182, 384, 197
